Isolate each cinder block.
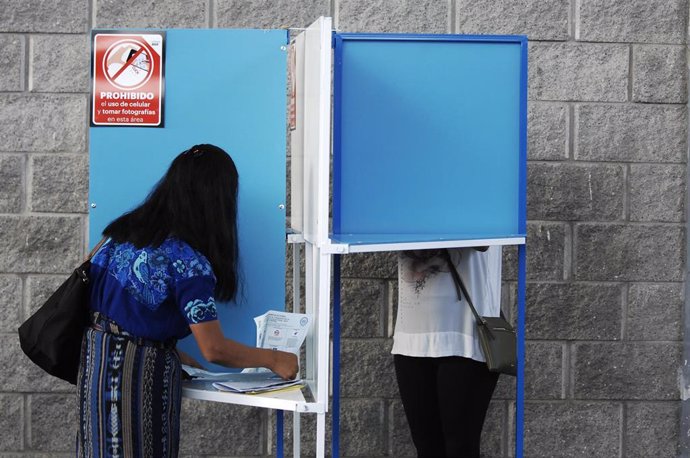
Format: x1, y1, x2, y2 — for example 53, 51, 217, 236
30, 154, 88, 213
457, 0, 569, 40
633, 45, 687, 103
340, 398, 386, 456
0, 0, 88, 33
574, 224, 684, 282
338, 0, 449, 33
526, 283, 623, 340
217, 0, 330, 28
95, 0, 207, 28
575, 104, 687, 163
389, 399, 416, 457
525, 342, 564, 400
26, 275, 65, 316
627, 283, 683, 341
493, 372, 516, 400
0, 35, 24, 91
0, 94, 86, 152
528, 102, 568, 160
31, 35, 89, 93
0, 395, 23, 451
527, 162, 624, 221
629, 164, 685, 223
0, 275, 22, 333
179, 399, 264, 455
577, 0, 687, 43
572, 342, 681, 399
0, 334, 73, 393
29, 394, 77, 452
340, 279, 385, 338
0, 216, 82, 274
0, 453, 71, 457
0, 155, 23, 213
529, 42, 628, 102
341, 251, 397, 279
503, 223, 568, 281
341, 339, 397, 397
523, 402, 621, 457
625, 402, 680, 458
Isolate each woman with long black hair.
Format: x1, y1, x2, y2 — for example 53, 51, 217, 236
77, 144, 298, 457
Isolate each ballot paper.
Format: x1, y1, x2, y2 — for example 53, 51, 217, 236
242, 310, 312, 374
255, 310, 311, 352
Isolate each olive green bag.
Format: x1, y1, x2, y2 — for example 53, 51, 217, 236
443, 249, 516, 376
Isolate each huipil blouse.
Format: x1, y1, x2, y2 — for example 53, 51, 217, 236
392, 246, 502, 362
89, 237, 219, 342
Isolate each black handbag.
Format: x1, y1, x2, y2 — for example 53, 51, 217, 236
443, 249, 516, 376
18, 238, 107, 385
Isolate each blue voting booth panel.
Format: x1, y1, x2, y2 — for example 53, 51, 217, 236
332, 34, 527, 244
89, 29, 288, 370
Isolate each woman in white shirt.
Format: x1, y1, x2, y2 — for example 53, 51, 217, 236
393, 247, 502, 458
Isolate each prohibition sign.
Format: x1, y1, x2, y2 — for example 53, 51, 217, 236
91, 31, 165, 127
103, 39, 155, 90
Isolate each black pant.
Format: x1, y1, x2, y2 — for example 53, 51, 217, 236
394, 354, 499, 458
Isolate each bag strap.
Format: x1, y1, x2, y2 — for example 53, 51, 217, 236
442, 249, 485, 325
85, 237, 108, 262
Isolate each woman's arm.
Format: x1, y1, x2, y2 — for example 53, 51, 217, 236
176, 348, 205, 369
189, 320, 298, 380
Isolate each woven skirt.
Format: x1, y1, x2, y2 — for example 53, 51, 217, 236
77, 315, 181, 458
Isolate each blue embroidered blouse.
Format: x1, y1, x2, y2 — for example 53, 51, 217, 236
89, 237, 218, 341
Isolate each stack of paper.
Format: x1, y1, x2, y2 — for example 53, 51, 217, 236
212, 373, 303, 394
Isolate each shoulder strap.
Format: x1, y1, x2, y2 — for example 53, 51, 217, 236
442, 249, 484, 325
443, 249, 506, 325
85, 237, 108, 262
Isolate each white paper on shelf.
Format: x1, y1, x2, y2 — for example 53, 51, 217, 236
212, 373, 304, 394
181, 365, 238, 381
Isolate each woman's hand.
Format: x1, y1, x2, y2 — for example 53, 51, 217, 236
270, 350, 299, 380
177, 349, 205, 369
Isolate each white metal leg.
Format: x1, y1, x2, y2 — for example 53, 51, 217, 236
292, 241, 303, 458
316, 412, 326, 458
293, 412, 301, 458
304, 243, 316, 382
315, 249, 331, 406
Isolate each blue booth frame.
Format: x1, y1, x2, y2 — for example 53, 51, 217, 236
324, 32, 528, 458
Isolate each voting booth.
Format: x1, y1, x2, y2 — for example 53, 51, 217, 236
89, 17, 527, 458
290, 18, 528, 458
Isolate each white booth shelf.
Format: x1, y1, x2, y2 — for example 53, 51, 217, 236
182, 381, 324, 413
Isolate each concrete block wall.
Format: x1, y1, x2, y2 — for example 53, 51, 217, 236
0, 0, 686, 456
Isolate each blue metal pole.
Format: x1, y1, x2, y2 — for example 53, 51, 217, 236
332, 254, 342, 457
276, 409, 284, 458
516, 244, 526, 458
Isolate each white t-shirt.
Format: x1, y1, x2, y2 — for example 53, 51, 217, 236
392, 247, 502, 361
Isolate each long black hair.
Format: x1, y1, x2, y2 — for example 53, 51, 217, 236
103, 144, 240, 302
